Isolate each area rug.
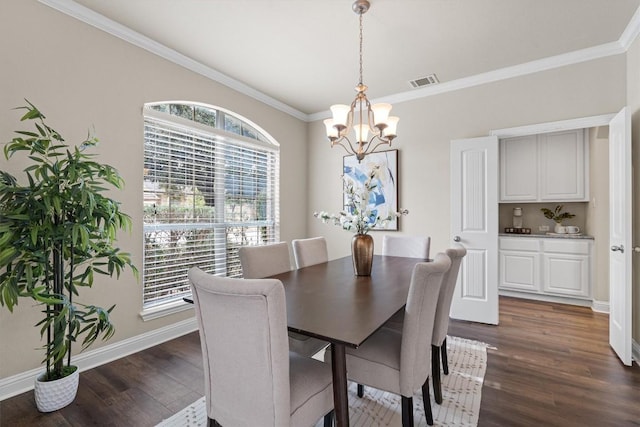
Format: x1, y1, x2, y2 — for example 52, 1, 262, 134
157, 336, 488, 427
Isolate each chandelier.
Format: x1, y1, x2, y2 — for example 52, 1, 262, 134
323, 0, 398, 162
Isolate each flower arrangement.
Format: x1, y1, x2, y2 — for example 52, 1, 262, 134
314, 164, 408, 235
541, 204, 575, 223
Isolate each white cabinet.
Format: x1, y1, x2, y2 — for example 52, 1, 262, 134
499, 129, 589, 202
541, 239, 590, 297
499, 236, 591, 300
538, 130, 587, 201
499, 238, 540, 292
499, 135, 538, 201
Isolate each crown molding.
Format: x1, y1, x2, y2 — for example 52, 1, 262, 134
40, 1, 640, 123
37, 0, 308, 122
309, 41, 625, 122
490, 113, 616, 138
619, 5, 640, 50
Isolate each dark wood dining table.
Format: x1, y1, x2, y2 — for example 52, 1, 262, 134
269, 254, 426, 427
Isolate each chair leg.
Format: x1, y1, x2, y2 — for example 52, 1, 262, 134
422, 379, 434, 426
432, 345, 443, 404
357, 383, 364, 398
401, 396, 415, 427
324, 409, 334, 427
441, 337, 449, 375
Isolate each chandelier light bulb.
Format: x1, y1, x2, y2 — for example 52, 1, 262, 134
371, 103, 392, 128
354, 124, 370, 143
330, 104, 350, 128
383, 116, 399, 138
323, 118, 338, 139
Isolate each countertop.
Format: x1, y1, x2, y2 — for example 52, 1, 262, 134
499, 233, 594, 240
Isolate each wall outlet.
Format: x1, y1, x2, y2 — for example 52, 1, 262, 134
539, 225, 550, 232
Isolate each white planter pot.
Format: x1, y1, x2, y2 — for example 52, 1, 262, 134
34, 367, 79, 412
554, 222, 567, 234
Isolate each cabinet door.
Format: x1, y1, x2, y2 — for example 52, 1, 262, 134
500, 250, 540, 292
500, 135, 538, 201
542, 253, 589, 297
538, 130, 587, 201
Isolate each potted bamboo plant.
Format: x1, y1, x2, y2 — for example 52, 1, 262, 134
0, 102, 138, 412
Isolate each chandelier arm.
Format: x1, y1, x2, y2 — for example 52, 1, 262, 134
359, 135, 377, 155
335, 135, 361, 156
367, 139, 393, 155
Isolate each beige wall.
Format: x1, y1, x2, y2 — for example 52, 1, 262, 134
628, 34, 640, 345
0, 1, 308, 377
586, 128, 610, 303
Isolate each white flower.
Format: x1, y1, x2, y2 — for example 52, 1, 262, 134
314, 167, 408, 235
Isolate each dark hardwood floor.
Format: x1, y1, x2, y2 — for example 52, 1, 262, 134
2, 296, 640, 426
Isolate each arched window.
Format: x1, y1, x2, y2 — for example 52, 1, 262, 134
142, 102, 279, 312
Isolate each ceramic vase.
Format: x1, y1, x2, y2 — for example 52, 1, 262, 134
351, 233, 374, 276
34, 367, 79, 412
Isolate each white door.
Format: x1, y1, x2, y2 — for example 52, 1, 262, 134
609, 107, 632, 366
450, 136, 499, 324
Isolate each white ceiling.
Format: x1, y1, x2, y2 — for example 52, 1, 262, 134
56, 0, 640, 117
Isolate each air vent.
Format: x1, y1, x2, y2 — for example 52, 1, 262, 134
409, 74, 439, 88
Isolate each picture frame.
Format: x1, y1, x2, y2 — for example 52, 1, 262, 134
343, 149, 399, 231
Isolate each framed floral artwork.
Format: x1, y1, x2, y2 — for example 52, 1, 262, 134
343, 150, 399, 231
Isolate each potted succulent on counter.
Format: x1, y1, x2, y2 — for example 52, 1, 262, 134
541, 204, 575, 234
0, 102, 137, 412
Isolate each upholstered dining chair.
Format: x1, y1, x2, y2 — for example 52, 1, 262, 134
376, 234, 431, 339
354, 234, 433, 400
429, 245, 467, 404
188, 267, 334, 427
382, 234, 431, 259
292, 236, 328, 269
238, 242, 292, 279
382, 245, 467, 405
338, 254, 451, 427
239, 242, 327, 358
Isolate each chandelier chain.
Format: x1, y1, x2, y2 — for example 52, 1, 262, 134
359, 11, 364, 86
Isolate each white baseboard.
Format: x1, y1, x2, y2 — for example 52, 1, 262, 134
0, 317, 198, 401
591, 299, 610, 313
499, 290, 592, 307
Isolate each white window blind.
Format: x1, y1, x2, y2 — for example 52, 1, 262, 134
143, 107, 279, 309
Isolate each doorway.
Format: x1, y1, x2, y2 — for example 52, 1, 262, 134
450, 111, 633, 365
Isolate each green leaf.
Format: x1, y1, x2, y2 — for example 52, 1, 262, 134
0, 247, 17, 266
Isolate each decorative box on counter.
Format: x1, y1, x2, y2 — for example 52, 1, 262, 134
504, 227, 531, 234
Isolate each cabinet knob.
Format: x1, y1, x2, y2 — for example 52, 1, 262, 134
611, 245, 625, 253
453, 236, 461, 242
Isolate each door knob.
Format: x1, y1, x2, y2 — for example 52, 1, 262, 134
453, 236, 461, 242
611, 245, 625, 253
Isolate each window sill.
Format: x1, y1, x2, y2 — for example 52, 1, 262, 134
140, 299, 194, 321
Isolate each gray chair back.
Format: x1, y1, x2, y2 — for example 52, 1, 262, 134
382, 235, 431, 259
399, 253, 450, 396
432, 245, 467, 346
239, 242, 291, 279
292, 236, 328, 268
188, 267, 290, 426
